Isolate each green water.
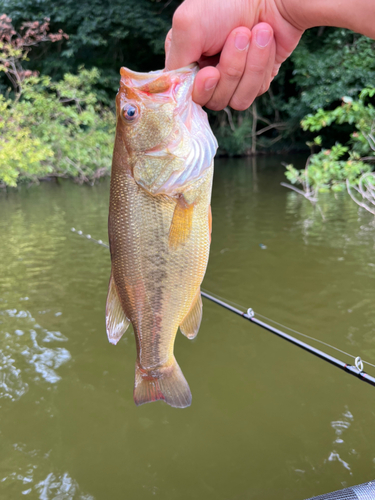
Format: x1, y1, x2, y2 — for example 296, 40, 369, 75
1, 157, 375, 500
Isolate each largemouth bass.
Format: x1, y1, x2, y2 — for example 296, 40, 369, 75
106, 64, 217, 408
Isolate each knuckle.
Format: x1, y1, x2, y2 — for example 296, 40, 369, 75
207, 100, 226, 112
258, 82, 270, 96
172, 5, 194, 31
223, 65, 243, 80
272, 64, 281, 78
229, 99, 249, 111
246, 63, 264, 77
164, 30, 172, 52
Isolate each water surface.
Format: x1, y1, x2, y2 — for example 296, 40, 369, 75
0, 157, 375, 500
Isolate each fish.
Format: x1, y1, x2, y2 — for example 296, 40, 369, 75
106, 64, 218, 408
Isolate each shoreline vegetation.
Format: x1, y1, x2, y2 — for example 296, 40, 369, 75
0, 1, 374, 211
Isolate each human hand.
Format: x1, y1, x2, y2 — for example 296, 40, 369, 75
165, 0, 304, 111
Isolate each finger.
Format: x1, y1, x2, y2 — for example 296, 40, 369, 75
229, 23, 274, 111
164, 28, 172, 60
203, 27, 251, 111
192, 66, 220, 107
257, 37, 276, 96
272, 63, 281, 79
165, 5, 205, 70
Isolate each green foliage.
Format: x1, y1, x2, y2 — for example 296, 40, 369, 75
301, 88, 375, 158
0, 0, 181, 85
284, 88, 375, 198
285, 143, 371, 196
0, 95, 53, 186
0, 67, 115, 187
287, 30, 375, 112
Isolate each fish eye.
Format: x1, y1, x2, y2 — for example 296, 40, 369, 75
122, 103, 139, 122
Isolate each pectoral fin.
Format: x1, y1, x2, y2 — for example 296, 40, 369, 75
169, 199, 194, 250
180, 288, 203, 340
106, 273, 130, 345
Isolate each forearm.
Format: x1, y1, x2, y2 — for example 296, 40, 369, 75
276, 0, 375, 39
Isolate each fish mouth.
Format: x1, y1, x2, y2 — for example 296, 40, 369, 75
119, 64, 198, 102
118, 63, 198, 134
120, 63, 198, 81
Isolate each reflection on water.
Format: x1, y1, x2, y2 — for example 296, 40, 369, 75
0, 443, 94, 499
331, 411, 352, 445
0, 308, 70, 400
35, 472, 94, 499
0, 158, 375, 500
327, 409, 354, 473
0, 347, 27, 401
285, 191, 375, 250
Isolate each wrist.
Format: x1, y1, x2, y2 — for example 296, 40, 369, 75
272, 0, 305, 31
276, 0, 375, 39
274, 0, 353, 32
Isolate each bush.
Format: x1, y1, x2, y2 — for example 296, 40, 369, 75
0, 68, 115, 187
284, 88, 375, 200
0, 16, 115, 187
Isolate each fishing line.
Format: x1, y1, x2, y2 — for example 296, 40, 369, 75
201, 287, 248, 311
201, 290, 375, 387
201, 286, 375, 370
71, 228, 109, 249
70, 227, 375, 385
254, 311, 375, 368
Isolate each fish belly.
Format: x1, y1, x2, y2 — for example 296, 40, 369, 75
108, 163, 213, 407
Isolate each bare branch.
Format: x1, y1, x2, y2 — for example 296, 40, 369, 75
255, 122, 287, 136
346, 176, 375, 215
223, 107, 235, 132
281, 182, 318, 202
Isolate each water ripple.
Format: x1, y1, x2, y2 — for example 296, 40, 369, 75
35, 472, 94, 500
0, 350, 28, 401
0, 308, 71, 400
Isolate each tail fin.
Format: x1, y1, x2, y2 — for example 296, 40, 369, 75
134, 357, 192, 408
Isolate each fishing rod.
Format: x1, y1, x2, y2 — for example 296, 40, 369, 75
200, 291, 375, 388
71, 227, 375, 389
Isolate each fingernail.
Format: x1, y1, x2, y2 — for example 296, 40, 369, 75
234, 33, 249, 51
255, 30, 271, 48
204, 78, 218, 91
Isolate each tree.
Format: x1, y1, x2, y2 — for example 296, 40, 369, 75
283, 88, 375, 209
0, 16, 114, 187
0, 0, 181, 88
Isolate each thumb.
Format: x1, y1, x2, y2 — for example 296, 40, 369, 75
164, 28, 172, 61
165, 8, 204, 70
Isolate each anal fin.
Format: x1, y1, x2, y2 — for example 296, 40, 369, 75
180, 288, 202, 340
169, 198, 194, 250
105, 273, 130, 345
